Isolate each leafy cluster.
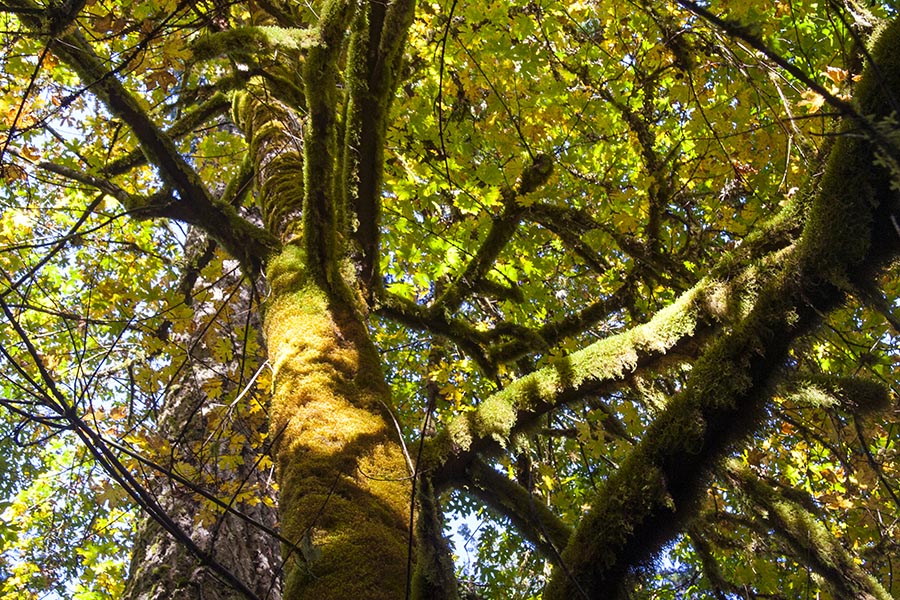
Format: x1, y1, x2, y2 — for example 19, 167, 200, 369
0, 0, 898, 599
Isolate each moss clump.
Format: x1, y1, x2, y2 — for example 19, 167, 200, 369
784, 375, 891, 415
191, 26, 317, 63
472, 395, 518, 447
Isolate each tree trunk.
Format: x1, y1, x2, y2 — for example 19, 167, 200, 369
123, 250, 281, 600
264, 246, 412, 599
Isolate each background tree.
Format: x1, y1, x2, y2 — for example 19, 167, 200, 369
0, 0, 899, 599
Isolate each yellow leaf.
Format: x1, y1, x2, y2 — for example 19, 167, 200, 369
20, 145, 41, 162
824, 66, 848, 86
797, 90, 825, 113
1, 163, 26, 183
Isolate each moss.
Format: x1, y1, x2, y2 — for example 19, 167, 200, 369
264, 246, 411, 599
544, 22, 900, 586
449, 281, 707, 452
473, 395, 519, 447
446, 414, 473, 452
301, 0, 355, 287
191, 26, 317, 63
266, 243, 309, 295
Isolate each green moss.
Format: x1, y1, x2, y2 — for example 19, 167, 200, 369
264, 246, 411, 599
266, 244, 310, 295
434, 278, 729, 464
447, 415, 473, 452
473, 396, 518, 446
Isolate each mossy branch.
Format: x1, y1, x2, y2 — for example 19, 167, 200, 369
542, 17, 900, 598
465, 459, 572, 563
233, 89, 306, 239
338, 0, 416, 295
191, 26, 317, 63
725, 461, 892, 600
101, 92, 232, 177
303, 0, 356, 288
410, 478, 460, 600
430, 278, 735, 483
779, 374, 892, 415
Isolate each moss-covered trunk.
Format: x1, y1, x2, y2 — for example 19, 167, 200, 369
265, 246, 411, 599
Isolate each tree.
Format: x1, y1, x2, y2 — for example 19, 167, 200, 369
0, 0, 899, 598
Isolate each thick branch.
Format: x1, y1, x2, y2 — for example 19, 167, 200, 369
343, 0, 416, 294
302, 0, 356, 287
429, 275, 744, 484
542, 17, 900, 598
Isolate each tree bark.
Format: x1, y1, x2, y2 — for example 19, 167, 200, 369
123, 256, 281, 600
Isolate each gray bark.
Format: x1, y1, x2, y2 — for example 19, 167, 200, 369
123, 241, 281, 600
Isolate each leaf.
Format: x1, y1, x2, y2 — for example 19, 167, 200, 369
797, 89, 825, 113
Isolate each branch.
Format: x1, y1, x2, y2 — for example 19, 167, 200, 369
430, 274, 741, 484
488, 284, 633, 364
101, 92, 232, 176
725, 461, 892, 600
376, 291, 495, 374
410, 478, 460, 600
464, 459, 572, 563
31, 158, 177, 217
428, 137, 817, 491
542, 17, 900, 597
0, 295, 262, 600
10, 1, 278, 272
430, 155, 554, 313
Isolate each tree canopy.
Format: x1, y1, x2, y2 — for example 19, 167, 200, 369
0, 0, 899, 598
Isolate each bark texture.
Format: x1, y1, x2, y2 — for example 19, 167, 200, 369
123, 264, 281, 600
